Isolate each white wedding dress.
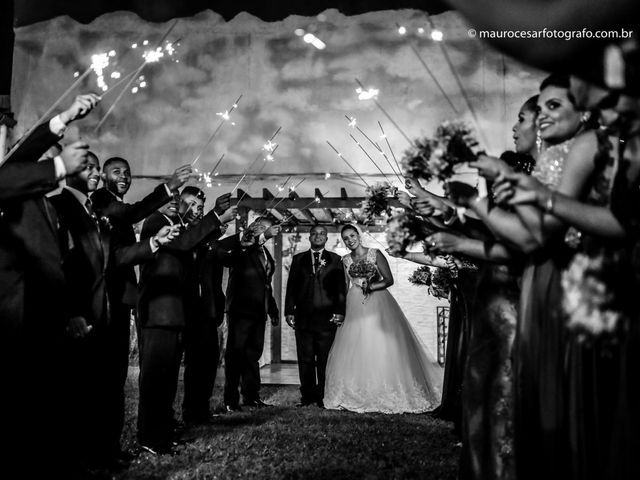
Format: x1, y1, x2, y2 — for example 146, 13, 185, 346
324, 248, 444, 414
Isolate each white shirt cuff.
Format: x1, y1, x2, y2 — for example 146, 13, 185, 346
53, 155, 67, 179
150, 237, 159, 253
49, 115, 67, 137
163, 183, 172, 197
258, 233, 266, 246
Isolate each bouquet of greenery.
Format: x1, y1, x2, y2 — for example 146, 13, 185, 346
361, 182, 397, 222
408, 265, 432, 286
429, 267, 454, 300
402, 120, 480, 183
386, 213, 434, 257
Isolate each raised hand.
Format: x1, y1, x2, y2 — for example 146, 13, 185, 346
155, 225, 181, 246
219, 205, 238, 224
426, 232, 463, 254
67, 316, 92, 339
214, 192, 232, 215
264, 224, 282, 239
495, 171, 548, 206
60, 141, 90, 175
469, 154, 513, 180
397, 191, 413, 209
404, 177, 429, 198
59, 94, 101, 124
166, 165, 193, 191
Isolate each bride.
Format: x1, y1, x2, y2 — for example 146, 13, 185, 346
324, 224, 444, 413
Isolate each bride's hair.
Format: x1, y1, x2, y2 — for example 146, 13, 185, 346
340, 224, 360, 236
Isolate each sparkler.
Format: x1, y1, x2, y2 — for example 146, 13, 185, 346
354, 78, 412, 145
349, 134, 391, 183
209, 152, 226, 176
1, 52, 112, 164
191, 94, 243, 166
92, 20, 179, 133
276, 191, 329, 226
326, 140, 370, 188
378, 121, 403, 179
232, 126, 283, 196
345, 115, 403, 183
264, 175, 292, 211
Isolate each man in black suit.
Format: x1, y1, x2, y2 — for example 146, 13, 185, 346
137, 190, 236, 454
0, 94, 99, 476
222, 217, 281, 411
180, 187, 238, 424
285, 225, 346, 407
90, 156, 191, 463
51, 150, 179, 471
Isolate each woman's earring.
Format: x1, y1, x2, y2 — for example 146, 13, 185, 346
536, 129, 542, 154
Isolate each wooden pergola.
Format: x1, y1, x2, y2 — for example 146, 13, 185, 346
231, 186, 402, 363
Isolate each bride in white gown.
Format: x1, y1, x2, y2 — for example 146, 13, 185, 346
324, 225, 444, 414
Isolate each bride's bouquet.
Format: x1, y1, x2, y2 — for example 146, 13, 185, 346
349, 260, 378, 303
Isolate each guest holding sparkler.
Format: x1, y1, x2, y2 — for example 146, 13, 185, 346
136, 189, 236, 454
89, 156, 192, 465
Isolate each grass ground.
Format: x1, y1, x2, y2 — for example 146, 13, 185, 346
116, 369, 460, 479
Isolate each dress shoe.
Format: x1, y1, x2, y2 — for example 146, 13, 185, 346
139, 443, 177, 456
225, 404, 242, 413
243, 399, 270, 408
296, 401, 315, 408
316, 400, 325, 409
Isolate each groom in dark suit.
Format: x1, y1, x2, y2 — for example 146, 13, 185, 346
285, 225, 346, 407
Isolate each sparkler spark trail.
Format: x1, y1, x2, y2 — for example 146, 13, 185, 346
2, 65, 98, 164
209, 153, 226, 176
378, 121, 403, 179
354, 78, 412, 145
232, 127, 283, 196
326, 140, 370, 188
92, 20, 179, 133
191, 94, 243, 166
345, 115, 403, 183
264, 175, 292, 211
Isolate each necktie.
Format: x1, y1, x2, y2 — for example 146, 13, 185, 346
313, 251, 321, 273
85, 199, 100, 228
259, 246, 268, 271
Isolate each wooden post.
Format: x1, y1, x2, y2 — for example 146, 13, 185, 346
271, 231, 283, 363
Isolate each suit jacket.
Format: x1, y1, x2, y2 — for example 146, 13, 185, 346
91, 184, 171, 307
0, 122, 70, 339
51, 188, 156, 328
137, 209, 222, 328
185, 234, 239, 327
284, 249, 346, 329
223, 242, 279, 322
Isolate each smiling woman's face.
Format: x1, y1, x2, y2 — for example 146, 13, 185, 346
341, 228, 360, 251
537, 86, 582, 144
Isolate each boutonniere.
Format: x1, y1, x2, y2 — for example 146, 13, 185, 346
99, 216, 112, 230
318, 258, 327, 268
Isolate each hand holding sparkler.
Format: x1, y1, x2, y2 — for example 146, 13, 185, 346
59, 94, 102, 124
213, 192, 232, 215
166, 164, 193, 191
154, 225, 181, 246
219, 206, 238, 224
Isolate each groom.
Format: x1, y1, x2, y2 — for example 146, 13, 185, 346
285, 225, 346, 407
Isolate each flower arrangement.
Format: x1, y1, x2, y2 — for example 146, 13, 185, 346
361, 182, 397, 222
348, 259, 378, 301
408, 265, 432, 286
429, 267, 454, 300
386, 213, 434, 257
561, 252, 622, 336
401, 120, 480, 183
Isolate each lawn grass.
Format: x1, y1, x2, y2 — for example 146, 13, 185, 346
116, 369, 459, 479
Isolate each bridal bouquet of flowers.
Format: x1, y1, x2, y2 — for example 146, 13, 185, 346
348, 259, 378, 301
386, 213, 434, 257
561, 252, 622, 336
402, 120, 480, 183
361, 182, 397, 222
